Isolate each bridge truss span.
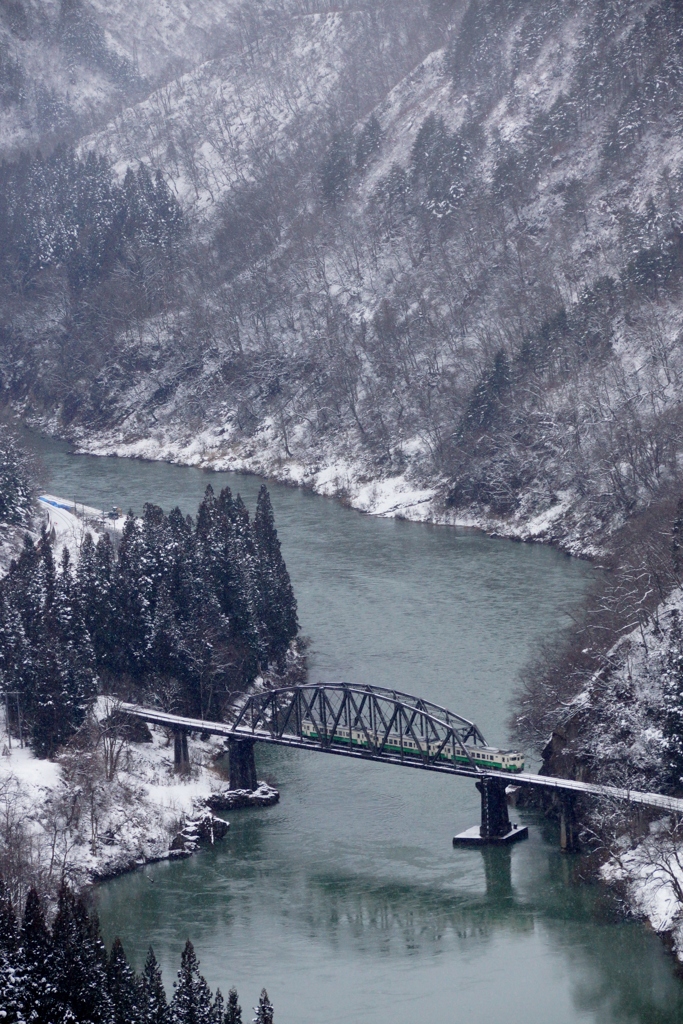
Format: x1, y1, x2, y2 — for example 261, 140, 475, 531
230, 682, 488, 772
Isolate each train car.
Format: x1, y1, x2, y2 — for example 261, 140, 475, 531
300, 719, 525, 772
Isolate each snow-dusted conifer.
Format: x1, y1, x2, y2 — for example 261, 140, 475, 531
0, 428, 32, 526
212, 989, 225, 1024
108, 937, 142, 1024
111, 512, 153, 678
19, 887, 57, 1024
252, 989, 273, 1024
140, 947, 168, 1024
225, 988, 242, 1024
170, 940, 215, 1024
52, 886, 114, 1024
0, 878, 20, 1024
663, 609, 683, 790
253, 485, 297, 667
673, 499, 683, 577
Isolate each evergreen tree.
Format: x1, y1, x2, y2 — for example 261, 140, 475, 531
0, 427, 32, 525
320, 131, 352, 208
140, 947, 168, 1024
410, 112, 469, 217
212, 989, 225, 1024
673, 498, 683, 576
225, 988, 242, 1024
252, 989, 273, 1024
110, 513, 152, 678
77, 532, 115, 663
19, 888, 58, 1024
52, 886, 114, 1024
108, 938, 143, 1024
0, 589, 28, 710
170, 941, 215, 1024
31, 545, 96, 755
7, 534, 44, 644
355, 115, 383, 171
663, 610, 683, 790
0, 879, 21, 1024
253, 486, 297, 667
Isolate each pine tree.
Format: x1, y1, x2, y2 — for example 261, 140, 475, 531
252, 989, 273, 1024
212, 989, 225, 1024
320, 131, 352, 208
673, 499, 683, 576
0, 589, 28, 712
225, 988, 242, 1024
0, 427, 32, 525
140, 947, 168, 1024
19, 888, 58, 1024
7, 533, 44, 644
108, 938, 142, 1024
30, 545, 96, 755
111, 513, 152, 678
0, 878, 21, 1024
52, 886, 114, 1024
89, 533, 117, 670
169, 940, 215, 1024
355, 114, 383, 171
54, 546, 97, 723
253, 486, 297, 667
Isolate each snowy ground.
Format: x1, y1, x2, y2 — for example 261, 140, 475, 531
0, 696, 235, 894
603, 821, 683, 962
38, 494, 126, 560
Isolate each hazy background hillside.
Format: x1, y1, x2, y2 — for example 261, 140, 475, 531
3, 0, 683, 553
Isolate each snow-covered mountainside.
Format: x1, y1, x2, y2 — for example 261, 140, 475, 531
3, 0, 683, 558
0, 0, 247, 155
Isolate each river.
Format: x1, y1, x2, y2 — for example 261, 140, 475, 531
28, 433, 683, 1023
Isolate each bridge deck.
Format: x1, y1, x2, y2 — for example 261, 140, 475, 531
117, 702, 683, 814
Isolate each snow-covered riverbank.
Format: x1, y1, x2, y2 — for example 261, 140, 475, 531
0, 699, 241, 896
70, 423, 602, 558
541, 582, 683, 962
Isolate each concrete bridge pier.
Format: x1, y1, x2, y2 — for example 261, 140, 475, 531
478, 777, 511, 840
558, 792, 580, 852
229, 737, 258, 791
453, 777, 529, 847
174, 729, 189, 771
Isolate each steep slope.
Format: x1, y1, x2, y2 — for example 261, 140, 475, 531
4, 0, 683, 556
82, 7, 431, 212
0, 0, 247, 155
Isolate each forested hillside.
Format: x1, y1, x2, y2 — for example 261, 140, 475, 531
3, 0, 683, 558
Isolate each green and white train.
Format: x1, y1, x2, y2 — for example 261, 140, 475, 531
301, 719, 525, 772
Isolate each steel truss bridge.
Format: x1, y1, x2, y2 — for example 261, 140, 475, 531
118, 683, 683, 848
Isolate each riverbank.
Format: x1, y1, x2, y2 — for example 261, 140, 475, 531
64, 422, 604, 559
0, 698, 245, 897
538, 580, 683, 963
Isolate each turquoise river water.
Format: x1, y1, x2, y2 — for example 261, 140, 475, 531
28, 433, 683, 1024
